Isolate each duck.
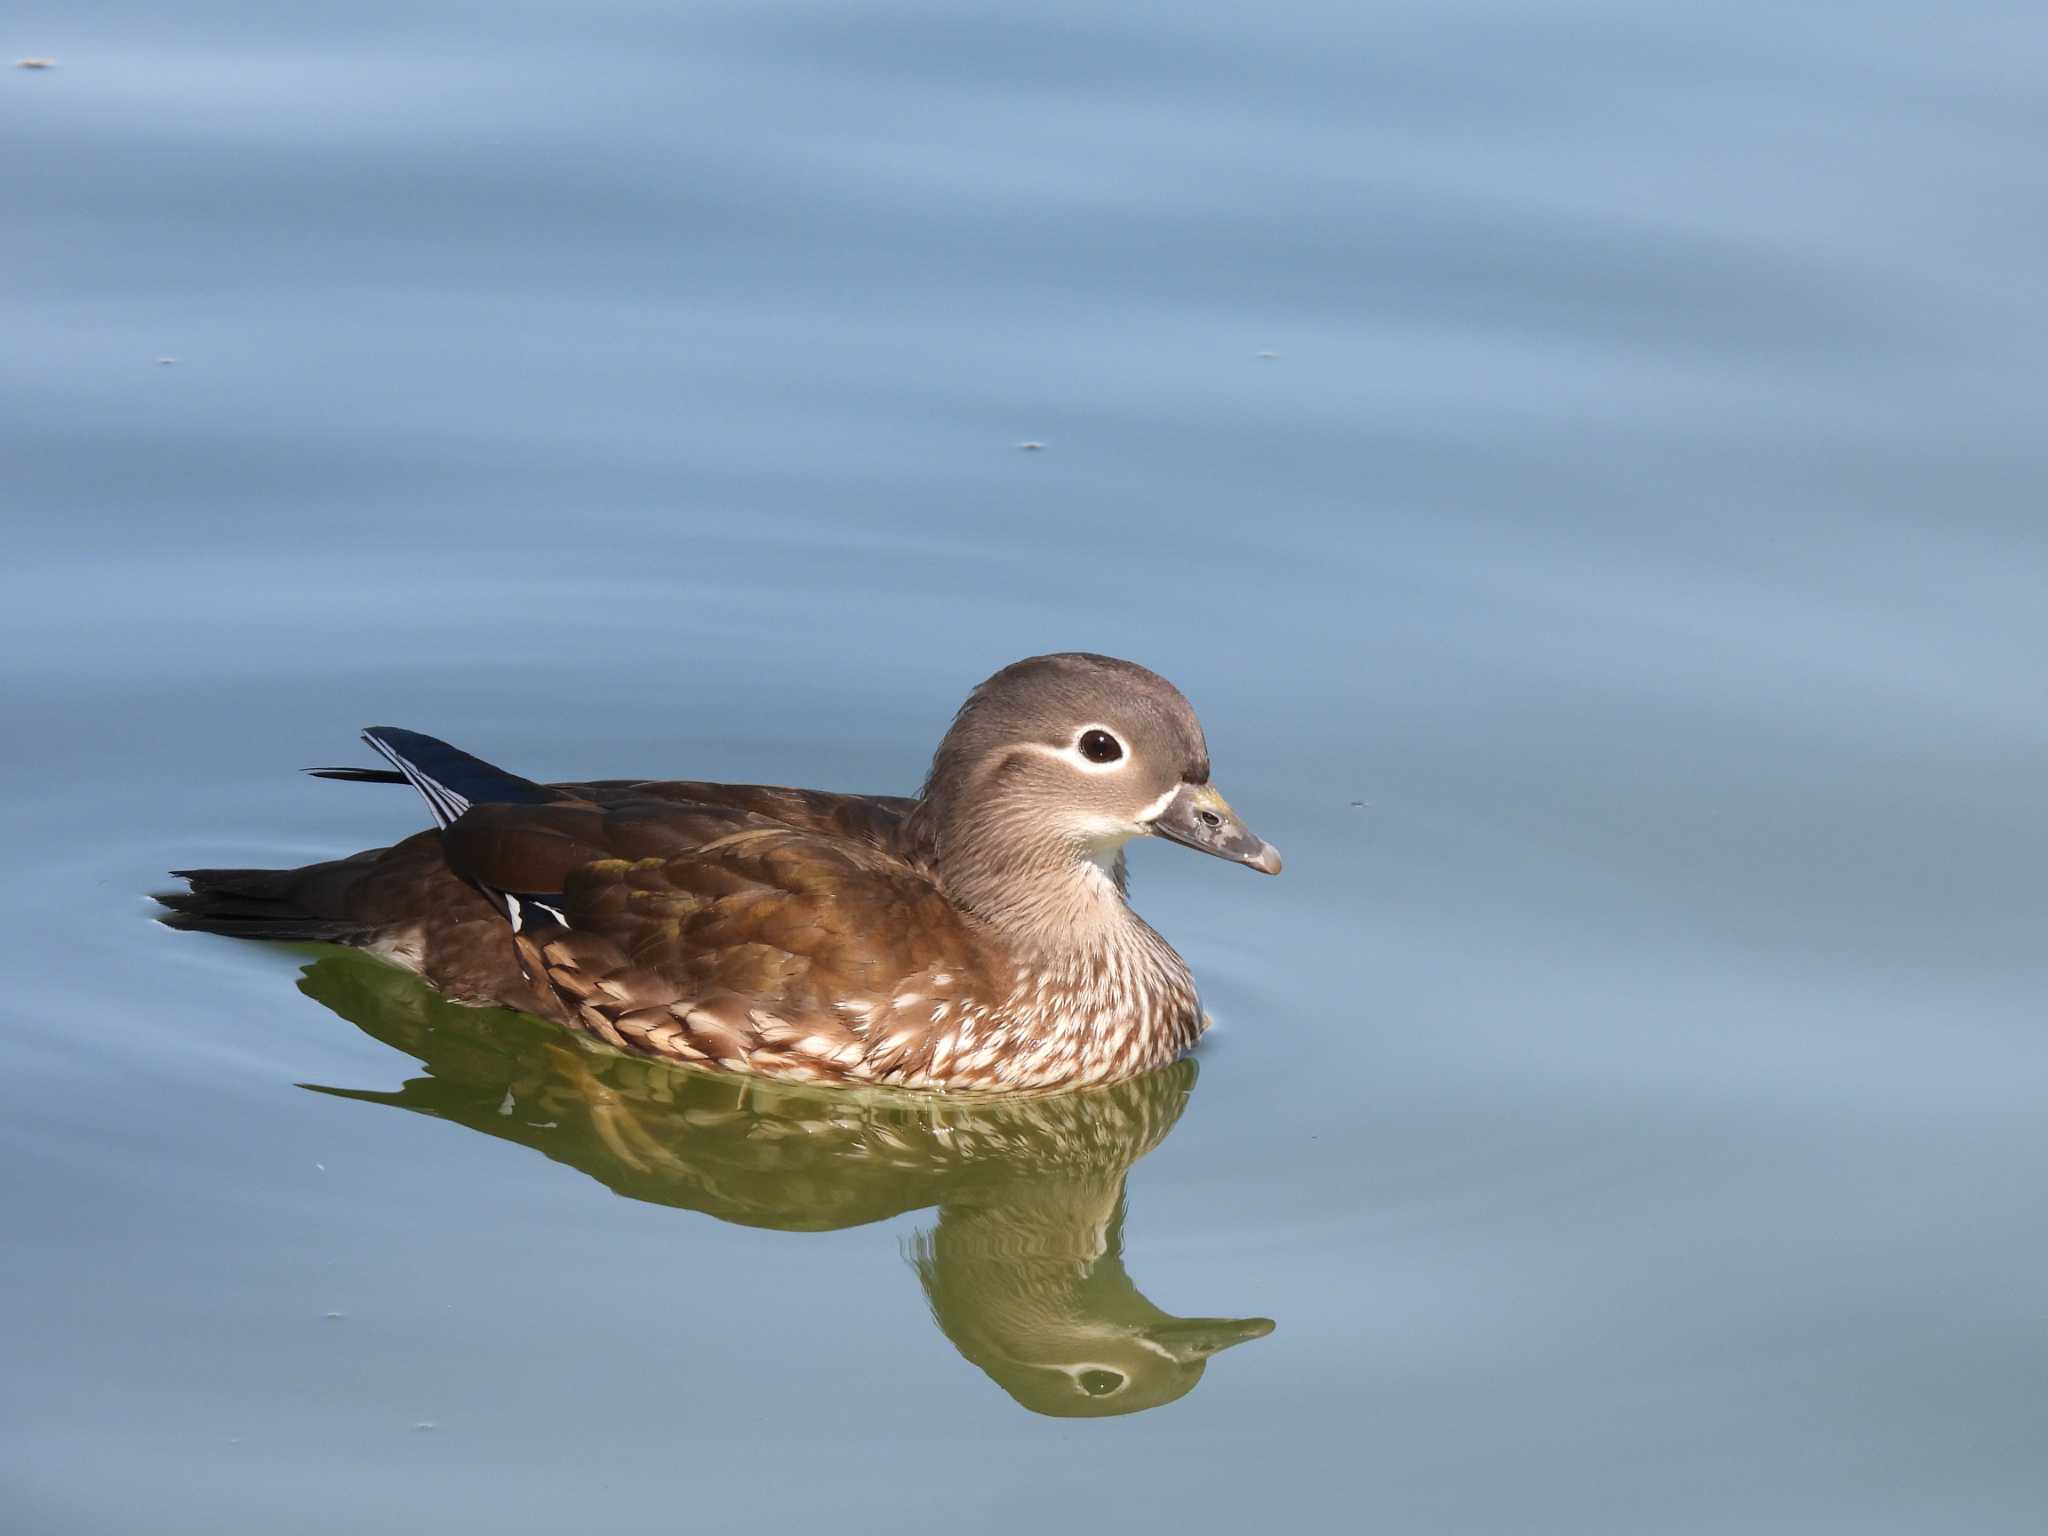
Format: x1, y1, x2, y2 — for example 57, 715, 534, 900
159, 652, 1281, 1093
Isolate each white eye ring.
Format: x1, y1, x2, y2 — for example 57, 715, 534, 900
1058, 1362, 1131, 1396
1073, 726, 1127, 771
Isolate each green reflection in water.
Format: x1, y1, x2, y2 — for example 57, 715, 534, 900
295, 951, 1274, 1418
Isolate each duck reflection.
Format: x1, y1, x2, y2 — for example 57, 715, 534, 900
294, 951, 1273, 1418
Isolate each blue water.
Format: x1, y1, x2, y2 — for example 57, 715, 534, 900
6, 2, 2048, 1530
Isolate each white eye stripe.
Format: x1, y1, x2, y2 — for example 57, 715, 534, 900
1015, 729, 1131, 775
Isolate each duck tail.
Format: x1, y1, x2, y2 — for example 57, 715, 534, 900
160, 729, 554, 942
357, 726, 555, 830
155, 865, 371, 943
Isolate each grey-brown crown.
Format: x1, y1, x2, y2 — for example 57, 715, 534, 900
918, 652, 1212, 802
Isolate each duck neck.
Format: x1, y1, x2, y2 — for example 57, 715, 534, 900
912, 801, 1202, 1065
919, 802, 1144, 957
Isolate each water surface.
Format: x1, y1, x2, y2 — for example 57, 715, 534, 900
5, 1, 2048, 1530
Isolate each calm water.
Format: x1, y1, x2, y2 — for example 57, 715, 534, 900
7, 1, 2048, 1530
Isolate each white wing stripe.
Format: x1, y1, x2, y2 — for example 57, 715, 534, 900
362, 733, 473, 830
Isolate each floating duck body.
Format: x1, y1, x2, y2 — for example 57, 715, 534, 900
162, 653, 1280, 1093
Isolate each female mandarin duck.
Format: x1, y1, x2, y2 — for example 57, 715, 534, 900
161, 653, 1281, 1093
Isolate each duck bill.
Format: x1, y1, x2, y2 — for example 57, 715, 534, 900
1147, 783, 1283, 875
1141, 1315, 1278, 1362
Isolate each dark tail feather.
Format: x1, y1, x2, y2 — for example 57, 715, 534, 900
360, 727, 555, 830
300, 1084, 413, 1108
156, 867, 365, 943
162, 728, 550, 941
306, 766, 407, 784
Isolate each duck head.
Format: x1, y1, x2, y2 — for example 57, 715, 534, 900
912, 1180, 1276, 1418
910, 653, 1281, 935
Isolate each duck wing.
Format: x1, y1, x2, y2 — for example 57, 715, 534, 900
360, 732, 983, 1083
311, 759, 919, 863
443, 806, 988, 1082
565, 780, 917, 857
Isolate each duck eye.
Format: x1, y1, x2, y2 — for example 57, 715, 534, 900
1078, 730, 1123, 764
1078, 1369, 1126, 1396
